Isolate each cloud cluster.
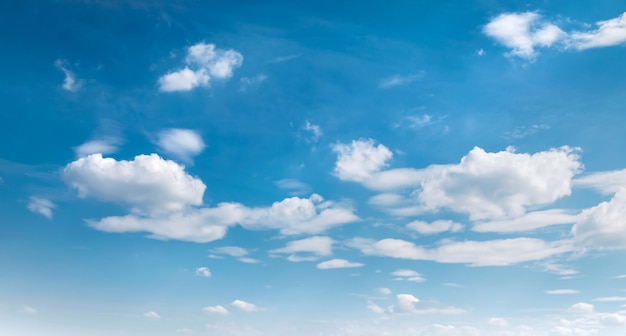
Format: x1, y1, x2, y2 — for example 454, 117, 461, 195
158, 42, 243, 92
63, 154, 358, 243
484, 11, 626, 60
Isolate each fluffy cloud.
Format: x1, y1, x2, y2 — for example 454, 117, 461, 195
63, 153, 206, 215
203, 305, 229, 315
378, 288, 392, 295
572, 189, 626, 250
392, 269, 426, 282
74, 138, 121, 158
271, 236, 333, 261
570, 12, 626, 50
144, 311, 161, 320
195, 267, 211, 277
54, 59, 82, 92
335, 141, 581, 221
396, 294, 420, 312
316, 259, 364, 269
231, 299, 262, 312
156, 128, 206, 163
158, 43, 243, 92
27, 196, 55, 219
349, 237, 572, 266
574, 169, 626, 195
332, 139, 393, 183
483, 12, 565, 59
407, 220, 463, 235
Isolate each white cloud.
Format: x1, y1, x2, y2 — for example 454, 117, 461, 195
63, 153, 206, 215
483, 12, 565, 59
541, 262, 579, 276
407, 219, 463, 235
158, 42, 243, 92
231, 299, 262, 312
271, 236, 333, 261
212, 246, 248, 257
379, 73, 424, 88
378, 287, 392, 295
572, 189, 626, 250
144, 311, 161, 320
54, 59, 82, 92
304, 121, 323, 143
156, 128, 206, 163
594, 297, 626, 302
615, 275, 626, 279
238, 257, 260, 264
569, 302, 595, 314
504, 124, 550, 139
349, 237, 572, 266
195, 267, 211, 277
488, 317, 509, 327
570, 12, 626, 50
472, 209, 578, 233
392, 269, 426, 282
203, 305, 229, 315
396, 294, 420, 312
316, 259, 364, 269
367, 302, 385, 314
332, 139, 393, 183
74, 138, 121, 158
546, 289, 579, 295
27, 196, 55, 219
274, 178, 311, 196
240, 74, 267, 91
19, 305, 37, 315
574, 169, 626, 195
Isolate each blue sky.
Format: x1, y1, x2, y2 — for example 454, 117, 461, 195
2, 1, 626, 335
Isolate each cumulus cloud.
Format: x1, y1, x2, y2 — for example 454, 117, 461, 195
316, 259, 364, 269
195, 267, 211, 277
570, 12, 626, 50
203, 305, 229, 315
348, 237, 572, 266
27, 196, 55, 219
63, 153, 206, 215
572, 189, 626, 250
158, 42, 243, 92
392, 269, 426, 282
407, 220, 463, 235
74, 137, 121, 158
156, 128, 206, 163
231, 299, 262, 312
378, 287, 392, 295
332, 139, 393, 183
483, 12, 565, 59
55, 59, 82, 92
144, 311, 161, 320
271, 236, 333, 261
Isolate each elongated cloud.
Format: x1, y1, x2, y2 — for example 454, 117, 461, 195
156, 128, 206, 163
27, 196, 55, 219
316, 259, 364, 269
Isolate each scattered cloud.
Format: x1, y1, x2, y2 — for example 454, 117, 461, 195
504, 124, 550, 139
574, 169, 626, 195
392, 269, 426, 282
27, 196, 55, 219
304, 121, 323, 143
54, 59, 82, 91
569, 302, 594, 314
378, 287, 392, 295
195, 267, 211, 278
394, 114, 446, 130
271, 236, 333, 261
316, 258, 364, 269
471, 209, 578, 233
349, 237, 572, 266
546, 289, 579, 295
379, 72, 424, 88
488, 317, 509, 327
158, 42, 243, 92
203, 305, 229, 315
332, 139, 393, 184
407, 219, 463, 235
240, 74, 267, 91
270, 54, 301, 63
367, 302, 386, 314
274, 178, 311, 196
19, 305, 37, 315
570, 12, 626, 50
541, 262, 579, 276
615, 275, 626, 279
212, 246, 248, 257
572, 189, 626, 250
593, 297, 626, 302
156, 128, 206, 163
144, 311, 161, 320
63, 153, 206, 216
74, 137, 121, 158
391, 294, 465, 315
231, 299, 262, 312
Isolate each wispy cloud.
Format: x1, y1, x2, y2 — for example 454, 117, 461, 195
379, 72, 424, 88
54, 59, 82, 92
27, 196, 55, 219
